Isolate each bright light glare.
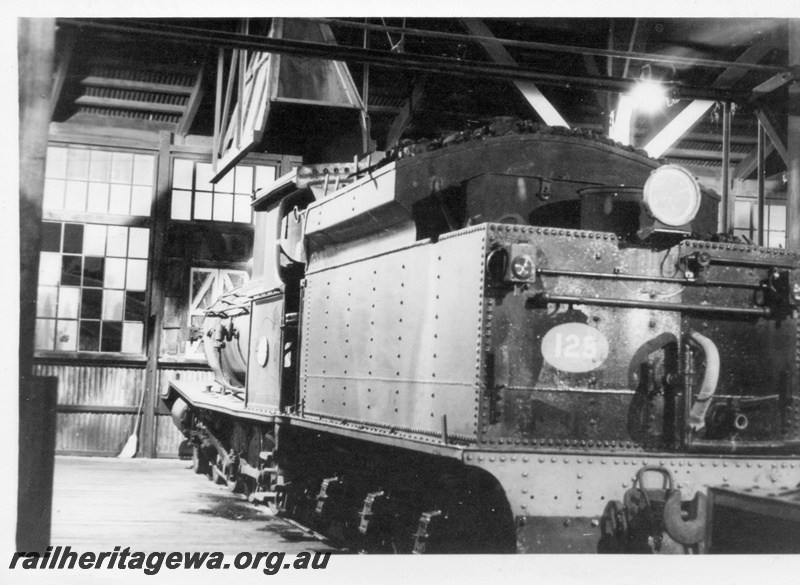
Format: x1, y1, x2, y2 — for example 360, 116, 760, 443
610, 95, 634, 145
630, 80, 667, 113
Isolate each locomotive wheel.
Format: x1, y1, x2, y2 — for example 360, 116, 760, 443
212, 454, 227, 485
191, 445, 210, 476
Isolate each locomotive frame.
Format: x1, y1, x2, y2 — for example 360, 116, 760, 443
163, 123, 800, 553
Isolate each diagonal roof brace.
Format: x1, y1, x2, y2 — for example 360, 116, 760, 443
645, 39, 779, 158
460, 18, 569, 128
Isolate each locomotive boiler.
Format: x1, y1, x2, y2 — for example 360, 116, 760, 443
164, 120, 800, 553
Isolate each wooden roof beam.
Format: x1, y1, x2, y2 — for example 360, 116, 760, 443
460, 18, 569, 128
755, 108, 789, 166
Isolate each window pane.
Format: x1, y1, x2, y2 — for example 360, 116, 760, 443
79, 321, 100, 352
233, 195, 252, 223
89, 150, 112, 182
234, 166, 253, 194
55, 320, 78, 351
45, 147, 67, 179
768, 231, 786, 249
83, 256, 105, 288
255, 166, 276, 190
103, 290, 124, 320
111, 152, 134, 184
769, 205, 786, 231
106, 226, 128, 257
61, 255, 82, 286
222, 270, 248, 292
39, 252, 61, 285
213, 192, 233, 222
194, 191, 212, 220
83, 224, 107, 256
41, 222, 62, 252
121, 322, 144, 353
66, 149, 90, 180
43, 179, 66, 210
216, 168, 234, 194
101, 321, 122, 352
57, 287, 80, 319
108, 184, 131, 215
81, 288, 103, 320
36, 286, 58, 317
63, 223, 84, 254
104, 258, 126, 289
195, 163, 214, 191
128, 227, 150, 259
126, 259, 148, 291
130, 185, 152, 216
172, 159, 194, 189
86, 183, 110, 214
171, 190, 192, 220
734, 201, 751, 229
125, 291, 146, 321
35, 318, 56, 350
133, 155, 154, 186
64, 181, 88, 212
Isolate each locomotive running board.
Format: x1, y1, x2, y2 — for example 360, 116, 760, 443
284, 415, 465, 460
170, 380, 465, 459
168, 380, 278, 424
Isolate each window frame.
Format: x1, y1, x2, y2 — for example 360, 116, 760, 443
34, 143, 158, 361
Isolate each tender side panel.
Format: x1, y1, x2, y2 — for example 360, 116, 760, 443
300, 227, 487, 440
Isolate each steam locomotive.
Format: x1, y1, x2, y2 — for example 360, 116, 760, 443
163, 120, 800, 553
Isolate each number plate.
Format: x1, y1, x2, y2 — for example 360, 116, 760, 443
541, 323, 609, 373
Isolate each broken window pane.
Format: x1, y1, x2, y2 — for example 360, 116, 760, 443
41, 222, 62, 252
63, 223, 84, 254
81, 288, 103, 320
101, 321, 122, 352
61, 255, 82, 286
79, 320, 100, 352
83, 256, 105, 288
125, 290, 146, 321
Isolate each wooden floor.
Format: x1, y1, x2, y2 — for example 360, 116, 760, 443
50, 456, 335, 555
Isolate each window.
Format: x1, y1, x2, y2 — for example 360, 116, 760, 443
44, 147, 154, 216
734, 201, 786, 248
185, 268, 249, 355
36, 146, 155, 354
170, 160, 277, 224
36, 222, 149, 353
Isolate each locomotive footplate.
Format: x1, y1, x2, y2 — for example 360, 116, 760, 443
464, 450, 800, 553
167, 379, 279, 423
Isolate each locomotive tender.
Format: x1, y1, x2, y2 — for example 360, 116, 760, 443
164, 121, 800, 553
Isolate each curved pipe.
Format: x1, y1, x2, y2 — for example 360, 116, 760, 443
688, 330, 720, 432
